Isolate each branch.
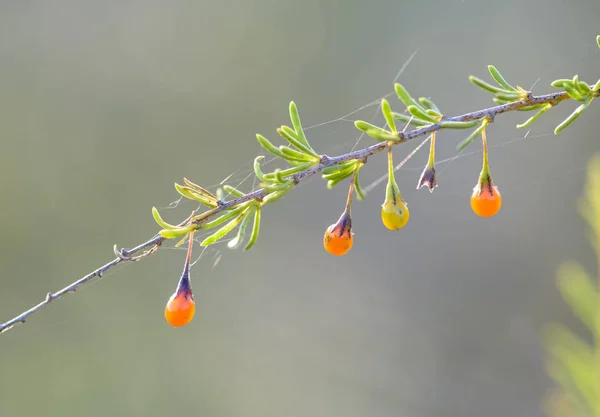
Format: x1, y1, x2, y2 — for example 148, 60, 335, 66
0, 239, 161, 333
11, 29, 600, 337
0, 88, 579, 335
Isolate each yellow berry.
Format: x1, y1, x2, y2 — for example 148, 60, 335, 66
382, 147, 409, 230
381, 198, 410, 230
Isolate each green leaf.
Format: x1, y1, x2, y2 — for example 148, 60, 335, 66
256, 134, 286, 158
244, 207, 261, 251
183, 178, 218, 201
323, 171, 354, 184
381, 98, 397, 133
159, 225, 197, 239
354, 120, 400, 141
469, 75, 509, 94
278, 123, 300, 141
554, 99, 591, 134
175, 184, 219, 207
394, 83, 421, 109
269, 169, 283, 183
456, 121, 487, 151
439, 120, 480, 129
262, 187, 293, 204
288, 158, 314, 167
322, 163, 357, 181
321, 160, 356, 175
327, 176, 352, 189
551, 79, 575, 89
253, 156, 270, 183
597, 34, 600, 48
261, 180, 294, 193
516, 103, 553, 129
288, 101, 314, 152
488, 65, 516, 91
324, 161, 358, 188
425, 108, 442, 118
173, 183, 200, 200
201, 208, 250, 246
227, 205, 256, 249
201, 203, 251, 229
381, 98, 398, 133
278, 144, 315, 163
353, 165, 366, 200
564, 84, 586, 101
407, 105, 437, 123
392, 112, 429, 127
263, 162, 312, 181
152, 206, 177, 230
494, 92, 521, 101
222, 185, 245, 198
556, 262, 598, 332
418, 97, 440, 113
574, 81, 591, 96
277, 126, 318, 157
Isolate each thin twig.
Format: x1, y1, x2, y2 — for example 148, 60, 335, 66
0, 90, 572, 334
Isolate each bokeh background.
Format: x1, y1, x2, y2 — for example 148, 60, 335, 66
1, 1, 599, 416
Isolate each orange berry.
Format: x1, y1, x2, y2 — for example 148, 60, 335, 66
471, 180, 502, 217
471, 125, 501, 217
323, 211, 353, 256
165, 290, 195, 327
165, 228, 196, 327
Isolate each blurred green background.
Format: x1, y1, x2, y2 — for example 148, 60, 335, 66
1, 1, 599, 416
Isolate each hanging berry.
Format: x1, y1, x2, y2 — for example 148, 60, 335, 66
323, 210, 353, 256
165, 230, 196, 327
471, 127, 502, 217
323, 170, 356, 256
381, 148, 410, 230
